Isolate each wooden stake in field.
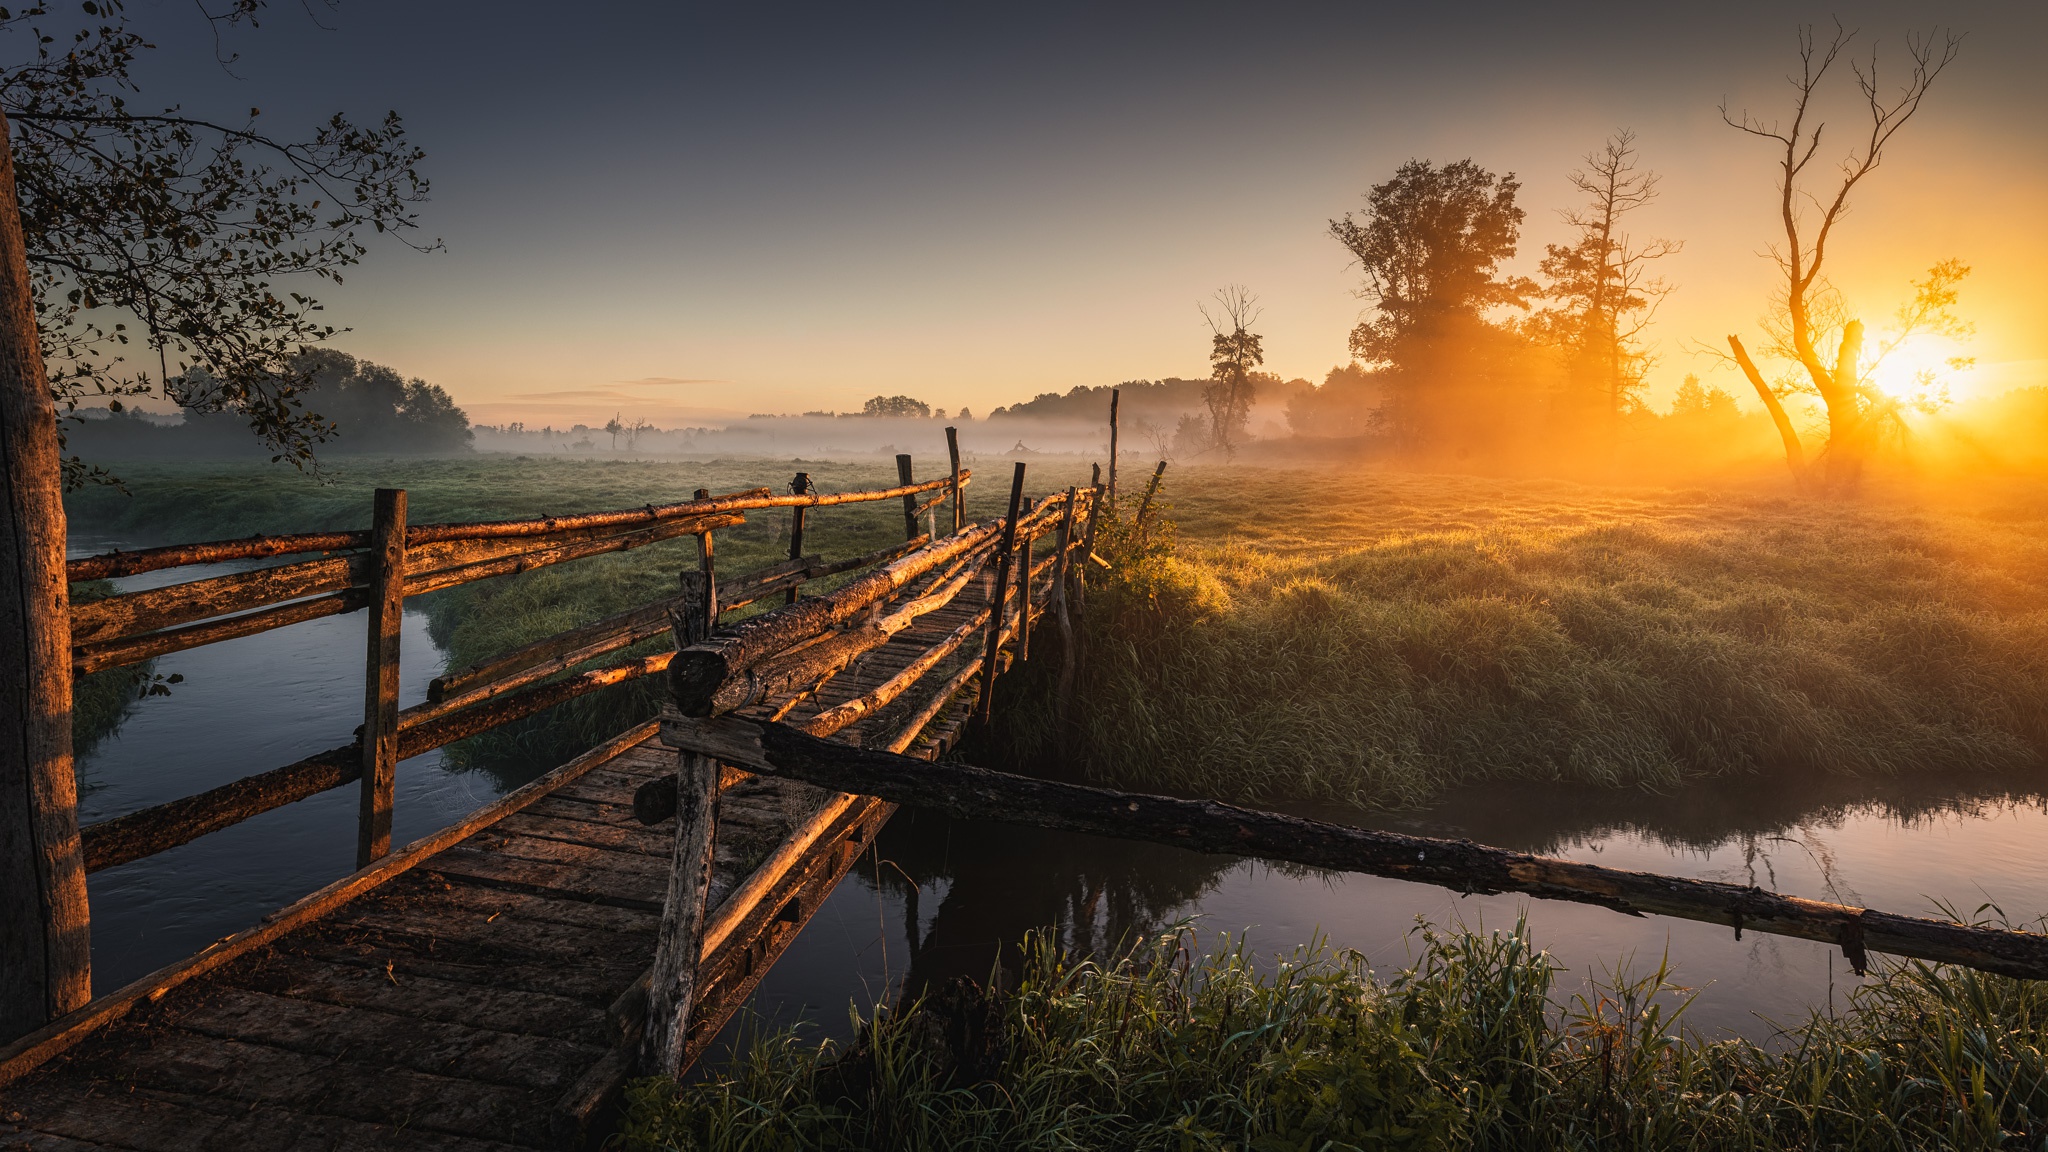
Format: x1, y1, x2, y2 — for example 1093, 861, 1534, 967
0, 107, 90, 1041
357, 489, 407, 868
1135, 460, 1167, 545
896, 454, 919, 541
785, 473, 810, 605
1107, 387, 1119, 510
945, 427, 963, 534
1052, 486, 1079, 703
977, 462, 1027, 724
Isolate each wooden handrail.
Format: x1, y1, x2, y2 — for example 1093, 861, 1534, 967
65, 473, 969, 582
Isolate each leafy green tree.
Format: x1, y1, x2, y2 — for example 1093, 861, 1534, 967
4, 0, 433, 484
1329, 160, 1541, 451
1329, 159, 1532, 366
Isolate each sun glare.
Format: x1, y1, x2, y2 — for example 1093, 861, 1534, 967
1868, 332, 1972, 402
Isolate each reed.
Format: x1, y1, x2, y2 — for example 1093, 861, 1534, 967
618, 920, 2048, 1151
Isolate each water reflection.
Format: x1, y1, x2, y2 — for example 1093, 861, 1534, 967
726, 770, 2048, 1051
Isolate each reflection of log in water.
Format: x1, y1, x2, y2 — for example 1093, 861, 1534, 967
867, 809, 1237, 1000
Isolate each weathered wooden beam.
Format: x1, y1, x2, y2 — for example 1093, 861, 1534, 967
68, 512, 743, 672
401, 513, 745, 598
0, 106, 90, 1042
664, 713, 2048, 983
405, 476, 957, 545
357, 489, 406, 868
62, 475, 960, 584
946, 427, 964, 534
1, 721, 658, 1089
1053, 486, 1079, 699
718, 537, 931, 616
68, 553, 363, 647
81, 745, 360, 873
668, 521, 1003, 716
65, 532, 364, 583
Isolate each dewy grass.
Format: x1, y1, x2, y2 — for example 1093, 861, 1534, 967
618, 922, 2048, 1151
990, 468, 2048, 808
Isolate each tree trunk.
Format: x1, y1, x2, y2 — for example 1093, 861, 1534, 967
1727, 335, 1807, 490
0, 108, 90, 1040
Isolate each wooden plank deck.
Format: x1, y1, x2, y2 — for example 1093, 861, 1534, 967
0, 557, 1011, 1150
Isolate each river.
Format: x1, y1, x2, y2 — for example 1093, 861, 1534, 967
71, 535, 2048, 1053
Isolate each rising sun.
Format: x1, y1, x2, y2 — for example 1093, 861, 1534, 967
1866, 332, 1972, 401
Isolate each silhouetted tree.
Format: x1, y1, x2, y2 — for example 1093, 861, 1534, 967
861, 394, 931, 418
1198, 285, 1262, 457
1722, 21, 1959, 492
1531, 131, 1680, 430
1329, 159, 1542, 452
3, 2, 432, 484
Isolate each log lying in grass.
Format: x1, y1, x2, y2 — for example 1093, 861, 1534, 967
663, 713, 2048, 982
668, 521, 1004, 715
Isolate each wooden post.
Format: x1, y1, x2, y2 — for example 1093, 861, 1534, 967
1017, 531, 1033, 662
0, 107, 90, 1040
645, 575, 719, 1075
1052, 487, 1078, 701
357, 488, 406, 868
945, 426, 963, 534
977, 462, 1026, 724
896, 453, 919, 542
785, 473, 809, 606
1107, 387, 1119, 511
1078, 481, 1105, 596
1134, 461, 1167, 543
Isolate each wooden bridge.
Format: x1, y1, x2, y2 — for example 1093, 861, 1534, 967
10, 416, 2048, 1150
1, 441, 1105, 1148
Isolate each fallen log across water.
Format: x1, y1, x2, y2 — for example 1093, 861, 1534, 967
662, 713, 2048, 982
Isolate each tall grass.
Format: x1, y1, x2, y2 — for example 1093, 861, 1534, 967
989, 470, 2048, 808
619, 922, 2048, 1151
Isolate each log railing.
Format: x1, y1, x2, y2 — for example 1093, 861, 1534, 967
65, 451, 989, 879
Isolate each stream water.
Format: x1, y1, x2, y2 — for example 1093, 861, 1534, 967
72, 534, 2048, 1052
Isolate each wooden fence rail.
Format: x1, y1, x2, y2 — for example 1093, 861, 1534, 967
64, 461, 981, 881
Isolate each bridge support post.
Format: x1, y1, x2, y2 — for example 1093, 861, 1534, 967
785, 473, 809, 605
0, 108, 90, 1040
646, 574, 720, 1076
357, 488, 406, 868
945, 427, 962, 534
896, 454, 918, 541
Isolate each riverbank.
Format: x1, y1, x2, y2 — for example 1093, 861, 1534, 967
620, 922, 2048, 1151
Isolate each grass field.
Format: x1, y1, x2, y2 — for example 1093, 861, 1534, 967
989, 469, 2048, 808
66, 457, 2048, 803
619, 922, 2048, 1151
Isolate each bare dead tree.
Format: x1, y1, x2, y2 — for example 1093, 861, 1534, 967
1721, 21, 1961, 492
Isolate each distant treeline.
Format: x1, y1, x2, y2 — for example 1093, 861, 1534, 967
67, 349, 472, 460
